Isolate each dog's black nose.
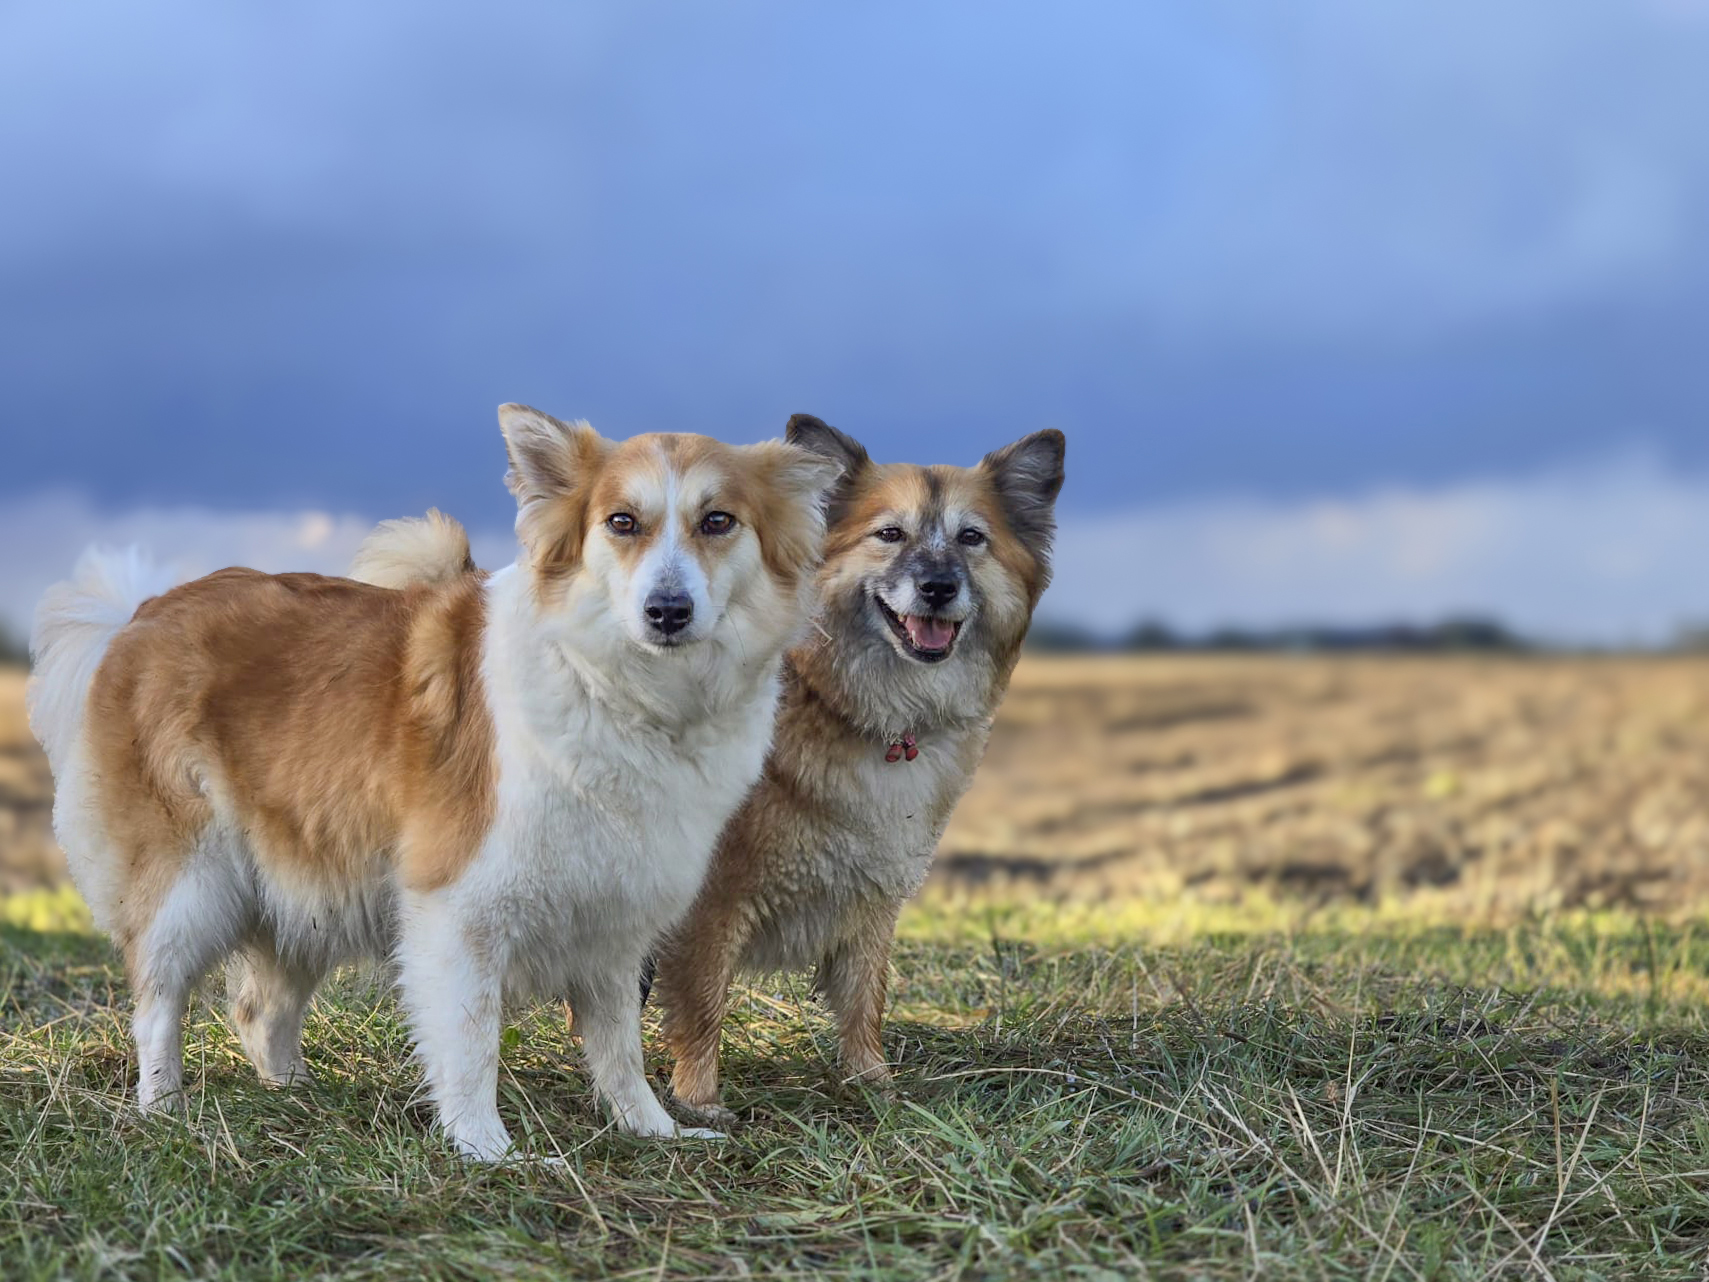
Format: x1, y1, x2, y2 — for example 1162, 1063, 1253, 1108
919, 579, 959, 609
644, 590, 694, 636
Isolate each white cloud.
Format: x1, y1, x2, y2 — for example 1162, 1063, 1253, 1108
1044, 454, 1709, 646
0, 494, 367, 645
4, 459, 1707, 651
0, 493, 513, 647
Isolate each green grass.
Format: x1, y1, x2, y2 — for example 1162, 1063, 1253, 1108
6, 896, 1709, 1279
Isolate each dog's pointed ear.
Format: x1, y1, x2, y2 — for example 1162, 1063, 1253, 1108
786, 414, 869, 477
499, 403, 605, 503
767, 441, 846, 508
785, 413, 870, 524
498, 403, 608, 563
979, 429, 1065, 558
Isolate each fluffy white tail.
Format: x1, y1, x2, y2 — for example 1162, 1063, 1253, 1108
348, 509, 477, 588
27, 547, 182, 772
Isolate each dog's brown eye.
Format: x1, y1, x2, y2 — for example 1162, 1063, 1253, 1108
700, 511, 736, 536
875, 526, 905, 543
607, 513, 638, 535
958, 528, 986, 547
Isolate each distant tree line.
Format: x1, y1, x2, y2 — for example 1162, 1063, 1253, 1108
1025, 616, 1532, 654
3, 616, 1707, 665
1027, 616, 1709, 655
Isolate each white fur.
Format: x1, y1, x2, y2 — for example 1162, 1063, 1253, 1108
131, 832, 255, 1109
26, 546, 181, 772
398, 565, 783, 1155
348, 509, 469, 588
620, 465, 712, 646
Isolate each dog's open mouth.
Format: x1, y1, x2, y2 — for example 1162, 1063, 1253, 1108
875, 596, 961, 663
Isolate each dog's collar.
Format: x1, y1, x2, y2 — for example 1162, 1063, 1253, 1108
884, 733, 919, 764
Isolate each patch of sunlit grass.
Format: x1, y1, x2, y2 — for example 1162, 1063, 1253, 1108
0, 883, 92, 934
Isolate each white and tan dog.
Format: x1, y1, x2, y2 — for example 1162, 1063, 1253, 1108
27, 404, 838, 1159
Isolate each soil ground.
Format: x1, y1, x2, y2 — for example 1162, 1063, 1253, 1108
940, 654, 1709, 915
0, 670, 59, 895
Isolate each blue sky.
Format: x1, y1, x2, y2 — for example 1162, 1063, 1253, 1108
3, 2, 1708, 641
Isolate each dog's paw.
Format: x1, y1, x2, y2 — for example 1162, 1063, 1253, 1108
841, 1061, 894, 1089
257, 1061, 315, 1089
669, 1092, 739, 1130
698, 1103, 741, 1129
674, 1124, 728, 1141
135, 1087, 188, 1118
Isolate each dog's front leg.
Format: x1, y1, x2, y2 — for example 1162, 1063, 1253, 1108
819, 902, 903, 1088
571, 966, 723, 1139
657, 912, 751, 1125
397, 893, 513, 1161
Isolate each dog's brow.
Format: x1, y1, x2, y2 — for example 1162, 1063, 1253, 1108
618, 471, 671, 516
669, 456, 725, 507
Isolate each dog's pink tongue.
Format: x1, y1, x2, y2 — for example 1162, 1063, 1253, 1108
904, 616, 955, 650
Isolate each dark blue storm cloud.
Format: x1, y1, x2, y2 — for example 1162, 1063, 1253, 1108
2, 1, 1707, 534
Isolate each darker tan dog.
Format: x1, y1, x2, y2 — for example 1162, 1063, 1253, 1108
653, 415, 1063, 1121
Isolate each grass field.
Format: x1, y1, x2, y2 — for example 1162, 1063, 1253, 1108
5, 657, 1709, 1278
8, 901, 1709, 1279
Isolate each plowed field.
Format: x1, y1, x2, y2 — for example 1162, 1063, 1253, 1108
6, 657, 1709, 912
940, 655, 1709, 912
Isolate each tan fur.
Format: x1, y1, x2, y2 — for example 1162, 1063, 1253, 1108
84, 570, 495, 962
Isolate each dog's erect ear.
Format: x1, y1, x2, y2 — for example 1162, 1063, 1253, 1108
979, 429, 1065, 558
499, 403, 603, 504
766, 440, 846, 508
786, 414, 869, 477
498, 403, 608, 564
785, 414, 870, 525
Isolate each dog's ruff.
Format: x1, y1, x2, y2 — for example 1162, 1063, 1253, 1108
27, 405, 838, 1159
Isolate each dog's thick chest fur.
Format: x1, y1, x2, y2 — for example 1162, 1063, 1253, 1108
474, 570, 780, 992
835, 744, 976, 888
721, 669, 992, 973
483, 731, 767, 992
